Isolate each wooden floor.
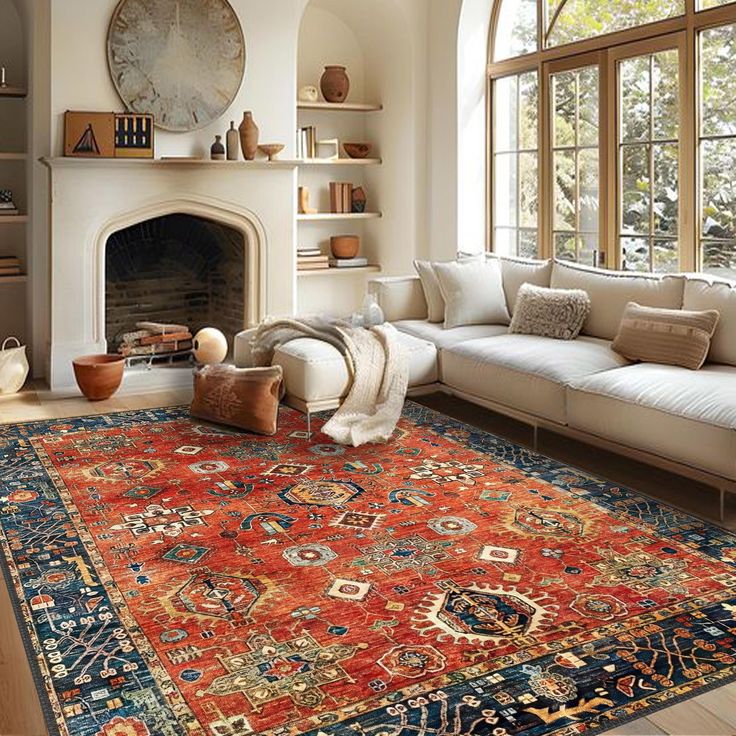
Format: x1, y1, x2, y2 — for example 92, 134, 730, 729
0, 387, 734, 736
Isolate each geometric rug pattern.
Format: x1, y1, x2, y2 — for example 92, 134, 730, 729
1, 403, 735, 736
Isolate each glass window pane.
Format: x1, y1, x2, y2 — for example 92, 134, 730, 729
620, 56, 650, 143
702, 139, 736, 240
579, 148, 599, 233
494, 153, 518, 227
578, 66, 599, 147
553, 72, 576, 148
622, 145, 650, 235
653, 143, 678, 236
519, 230, 538, 258
699, 0, 736, 9
554, 151, 576, 231
519, 152, 538, 227
622, 236, 650, 272
555, 233, 577, 261
579, 234, 600, 267
494, 76, 518, 152
654, 239, 679, 273
494, 0, 538, 61
652, 49, 679, 140
547, 0, 684, 48
700, 25, 736, 138
703, 240, 736, 278
494, 228, 518, 257
519, 72, 539, 150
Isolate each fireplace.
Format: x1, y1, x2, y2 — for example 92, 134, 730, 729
105, 214, 246, 356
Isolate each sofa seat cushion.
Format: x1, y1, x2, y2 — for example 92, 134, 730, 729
393, 320, 508, 350
568, 364, 736, 479
271, 331, 438, 403
442, 334, 628, 424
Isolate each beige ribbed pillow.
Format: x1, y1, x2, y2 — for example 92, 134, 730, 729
612, 303, 720, 370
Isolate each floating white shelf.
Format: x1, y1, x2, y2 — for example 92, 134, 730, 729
296, 158, 381, 166
0, 275, 27, 285
0, 215, 28, 224
0, 87, 27, 99
297, 212, 382, 221
297, 265, 381, 278
297, 101, 383, 113
0, 152, 27, 161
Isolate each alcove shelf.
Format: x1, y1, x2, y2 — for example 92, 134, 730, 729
0, 215, 28, 224
297, 265, 381, 278
0, 86, 26, 98
0, 152, 26, 161
0, 275, 27, 285
296, 158, 381, 166
297, 101, 383, 113
297, 212, 382, 221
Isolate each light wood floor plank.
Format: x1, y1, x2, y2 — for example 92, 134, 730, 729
648, 700, 735, 735
607, 716, 667, 735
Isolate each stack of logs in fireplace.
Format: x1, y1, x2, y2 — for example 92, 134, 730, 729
116, 321, 194, 361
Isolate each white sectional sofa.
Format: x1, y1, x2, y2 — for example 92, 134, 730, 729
369, 259, 736, 517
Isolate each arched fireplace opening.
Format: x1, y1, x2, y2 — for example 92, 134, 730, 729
105, 214, 245, 359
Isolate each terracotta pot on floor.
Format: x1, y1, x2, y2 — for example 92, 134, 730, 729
73, 354, 125, 401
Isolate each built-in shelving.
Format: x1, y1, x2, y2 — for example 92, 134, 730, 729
0, 86, 27, 98
0, 275, 27, 285
297, 101, 382, 113
297, 212, 382, 221
297, 266, 381, 278
297, 158, 381, 166
0, 152, 27, 161
0, 215, 28, 224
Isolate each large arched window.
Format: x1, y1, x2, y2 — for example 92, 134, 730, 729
489, 0, 736, 278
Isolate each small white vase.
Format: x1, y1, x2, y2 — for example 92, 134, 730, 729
362, 294, 384, 327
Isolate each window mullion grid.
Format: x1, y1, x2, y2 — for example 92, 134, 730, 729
648, 54, 656, 271
574, 70, 582, 261
516, 74, 522, 256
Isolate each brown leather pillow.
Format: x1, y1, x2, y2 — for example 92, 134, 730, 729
612, 302, 720, 370
191, 365, 285, 435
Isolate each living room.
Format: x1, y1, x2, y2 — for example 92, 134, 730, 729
0, 1, 735, 735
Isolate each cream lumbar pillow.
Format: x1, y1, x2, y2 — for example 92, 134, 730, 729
433, 259, 510, 328
413, 260, 446, 323
509, 283, 591, 340
612, 302, 720, 370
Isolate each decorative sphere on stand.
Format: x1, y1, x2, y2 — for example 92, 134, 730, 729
193, 328, 228, 365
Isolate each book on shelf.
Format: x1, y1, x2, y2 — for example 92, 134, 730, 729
297, 250, 323, 258
329, 182, 353, 213
0, 256, 21, 267
0, 209, 19, 216
329, 257, 369, 268
297, 262, 330, 271
296, 126, 317, 159
297, 255, 329, 265
0, 266, 22, 276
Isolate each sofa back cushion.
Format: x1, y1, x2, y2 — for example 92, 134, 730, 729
433, 259, 510, 328
683, 276, 736, 365
488, 254, 553, 314
413, 260, 445, 323
550, 260, 685, 340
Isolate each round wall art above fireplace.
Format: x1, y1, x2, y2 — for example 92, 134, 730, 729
107, 0, 246, 132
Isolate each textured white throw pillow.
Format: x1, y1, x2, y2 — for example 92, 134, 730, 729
509, 283, 591, 340
433, 259, 510, 328
413, 260, 446, 323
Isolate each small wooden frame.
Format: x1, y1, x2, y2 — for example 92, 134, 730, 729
64, 111, 154, 159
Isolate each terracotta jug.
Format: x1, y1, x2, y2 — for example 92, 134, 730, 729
320, 66, 350, 103
239, 112, 259, 161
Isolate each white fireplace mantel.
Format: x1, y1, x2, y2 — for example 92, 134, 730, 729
42, 157, 297, 391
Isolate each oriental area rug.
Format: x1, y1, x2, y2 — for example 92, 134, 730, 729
1, 404, 736, 736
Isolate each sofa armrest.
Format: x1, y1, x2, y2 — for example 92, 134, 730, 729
368, 276, 428, 322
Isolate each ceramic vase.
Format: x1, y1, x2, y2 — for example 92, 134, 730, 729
238, 112, 259, 161
193, 328, 228, 365
362, 294, 384, 327
210, 135, 225, 161
320, 66, 350, 103
226, 121, 239, 161
0, 337, 29, 394
72, 354, 125, 401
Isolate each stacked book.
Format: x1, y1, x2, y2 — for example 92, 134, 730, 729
329, 257, 369, 269
296, 126, 317, 159
117, 321, 193, 358
0, 255, 22, 278
297, 247, 329, 271
329, 182, 354, 213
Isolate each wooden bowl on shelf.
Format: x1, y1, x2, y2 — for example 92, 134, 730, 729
258, 144, 285, 162
331, 235, 360, 259
343, 143, 372, 159
72, 354, 125, 401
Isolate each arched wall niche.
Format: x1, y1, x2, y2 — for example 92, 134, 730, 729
296, 0, 426, 313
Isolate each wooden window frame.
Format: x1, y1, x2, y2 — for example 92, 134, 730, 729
486, 0, 736, 270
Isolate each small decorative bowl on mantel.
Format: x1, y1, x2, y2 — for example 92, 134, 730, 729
343, 143, 372, 159
258, 144, 285, 162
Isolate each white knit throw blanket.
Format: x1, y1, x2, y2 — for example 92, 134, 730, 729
251, 317, 409, 446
